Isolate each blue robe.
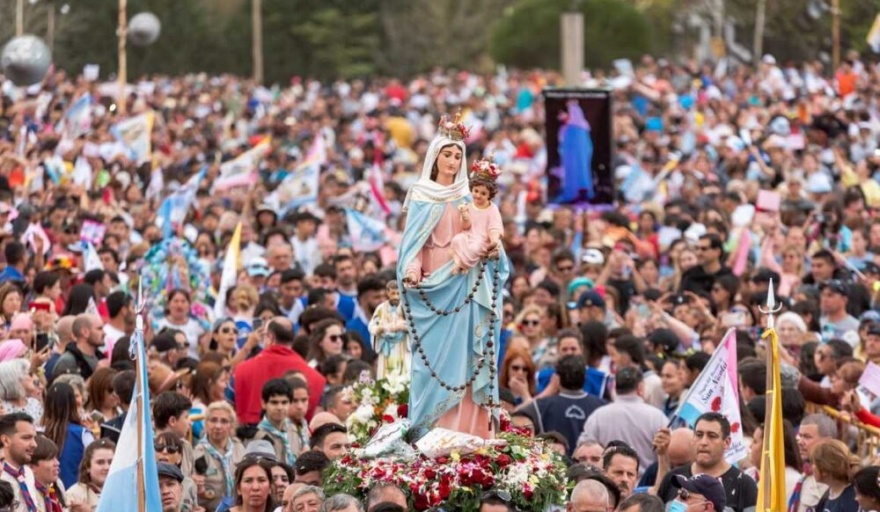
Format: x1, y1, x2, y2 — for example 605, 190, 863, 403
558, 102, 594, 202
397, 197, 510, 440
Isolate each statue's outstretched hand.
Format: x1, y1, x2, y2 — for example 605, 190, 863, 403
482, 241, 501, 260
403, 270, 420, 287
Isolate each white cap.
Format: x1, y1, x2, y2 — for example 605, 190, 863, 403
581, 248, 605, 266
806, 173, 832, 194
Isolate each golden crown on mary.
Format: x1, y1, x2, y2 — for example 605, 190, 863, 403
438, 113, 470, 141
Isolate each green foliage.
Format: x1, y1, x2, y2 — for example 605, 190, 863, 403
54, 0, 233, 78
292, 8, 379, 79
726, 0, 878, 64
489, 0, 653, 70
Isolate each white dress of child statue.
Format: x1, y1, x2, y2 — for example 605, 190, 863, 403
369, 284, 411, 379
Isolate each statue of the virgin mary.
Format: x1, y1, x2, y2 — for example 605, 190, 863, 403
397, 115, 509, 441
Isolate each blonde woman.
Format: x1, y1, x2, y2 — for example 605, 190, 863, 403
513, 305, 549, 367
659, 242, 698, 292
760, 240, 804, 297
193, 401, 245, 511
228, 284, 260, 322
808, 439, 860, 512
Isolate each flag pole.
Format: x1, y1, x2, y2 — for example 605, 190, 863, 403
118, 0, 128, 115
758, 279, 782, 511
135, 279, 146, 512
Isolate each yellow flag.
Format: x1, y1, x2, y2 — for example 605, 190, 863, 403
758, 327, 787, 512
214, 222, 242, 320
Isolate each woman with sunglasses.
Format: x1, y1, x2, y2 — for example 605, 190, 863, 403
306, 319, 346, 369
85, 367, 120, 424
155, 432, 200, 512
499, 347, 536, 406
194, 402, 244, 511
513, 305, 549, 366
210, 319, 239, 360
64, 438, 115, 511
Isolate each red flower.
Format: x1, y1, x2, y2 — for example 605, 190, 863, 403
382, 414, 395, 423
496, 454, 513, 468
423, 467, 436, 480
414, 492, 430, 510
397, 404, 408, 417
499, 415, 512, 432
437, 457, 448, 465
439, 479, 452, 499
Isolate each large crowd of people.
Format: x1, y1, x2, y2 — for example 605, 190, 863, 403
0, 49, 878, 512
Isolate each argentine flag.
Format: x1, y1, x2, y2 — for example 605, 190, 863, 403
96, 317, 161, 512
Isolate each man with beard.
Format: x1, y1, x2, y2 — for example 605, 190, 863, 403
369, 280, 410, 378
0, 413, 39, 512
52, 314, 105, 380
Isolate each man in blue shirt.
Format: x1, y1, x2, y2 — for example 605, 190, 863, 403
0, 242, 26, 285
516, 355, 606, 455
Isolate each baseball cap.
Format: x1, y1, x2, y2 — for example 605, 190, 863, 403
859, 310, 880, 324
577, 290, 606, 310
818, 280, 847, 296
246, 257, 271, 278
157, 462, 184, 483
868, 323, 880, 337
245, 440, 278, 462
861, 261, 880, 275
672, 474, 726, 512
581, 248, 605, 266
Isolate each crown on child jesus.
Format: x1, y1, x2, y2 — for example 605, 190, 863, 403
438, 113, 470, 141
470, 151, 501, 181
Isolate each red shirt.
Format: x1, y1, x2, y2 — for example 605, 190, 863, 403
233, 345, 326, 425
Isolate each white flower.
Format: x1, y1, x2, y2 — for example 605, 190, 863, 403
503, 462, 531, 487
350, 404, 374, 426
360, 386, 376, 405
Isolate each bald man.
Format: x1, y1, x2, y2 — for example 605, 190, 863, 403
44, 315, 77, 376
643, 427, 695, 492
568, 479, 613, 512
309, 411, 342, 432
52, 314, 105, 379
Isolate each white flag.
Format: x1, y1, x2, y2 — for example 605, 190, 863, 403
672, 328, 748, 464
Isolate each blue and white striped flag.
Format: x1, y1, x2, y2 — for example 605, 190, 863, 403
156, 168, 205, 239
345, 207, 386, 252
96, 317, 161, 512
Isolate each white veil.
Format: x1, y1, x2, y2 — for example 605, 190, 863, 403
402, 136, 470, 211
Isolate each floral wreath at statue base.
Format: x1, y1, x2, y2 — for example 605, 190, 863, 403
330, 373, 568, 511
